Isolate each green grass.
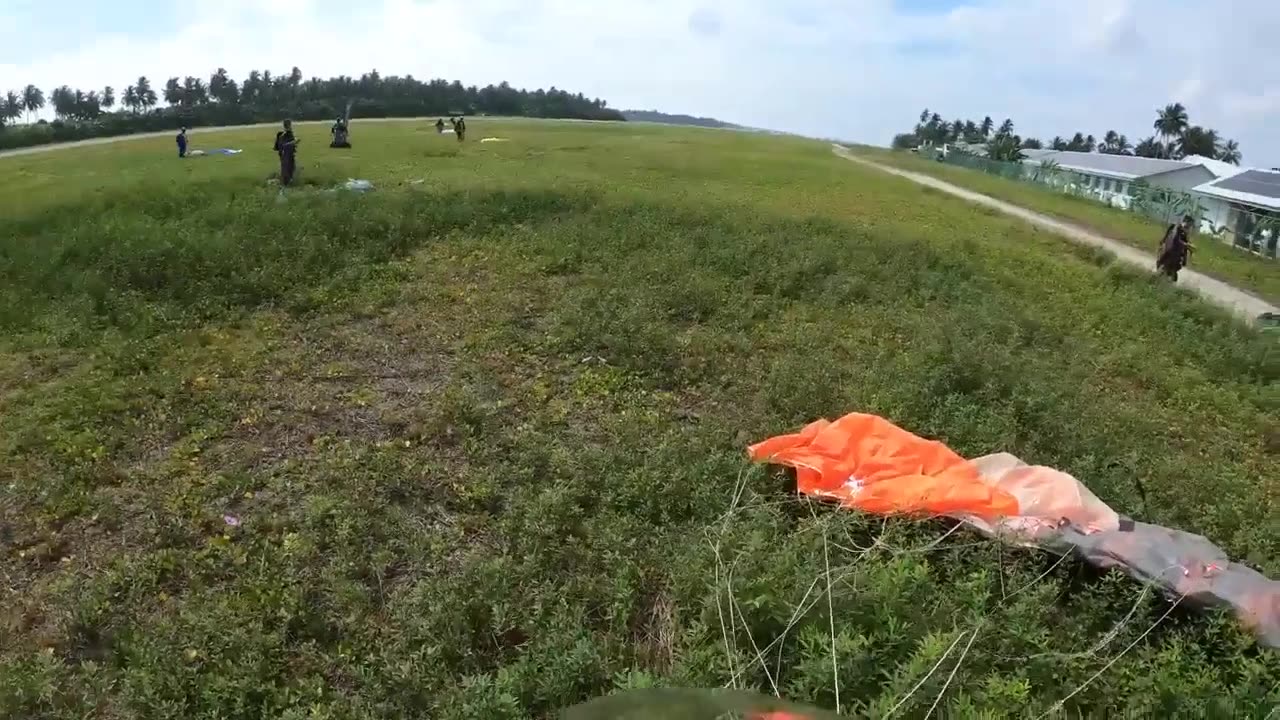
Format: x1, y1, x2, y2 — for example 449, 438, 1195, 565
848, 145, 1280, 305
1, 119, 1277, 719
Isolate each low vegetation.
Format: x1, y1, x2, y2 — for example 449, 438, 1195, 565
849, 145, 1280, 305
1, 119, 1277, 718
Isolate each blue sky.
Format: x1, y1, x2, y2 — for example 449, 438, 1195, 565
2, 0, 1277, 166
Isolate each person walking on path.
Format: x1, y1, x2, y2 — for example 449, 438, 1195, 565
1156, 215, 1195, 282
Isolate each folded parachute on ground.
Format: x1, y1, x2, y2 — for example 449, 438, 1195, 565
748, 412, 1280, 650
185, 148, 242, 157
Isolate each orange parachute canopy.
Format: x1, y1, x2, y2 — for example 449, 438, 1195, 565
748, 413, 1020, 520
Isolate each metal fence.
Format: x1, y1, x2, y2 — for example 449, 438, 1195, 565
940, 152, 1279, 260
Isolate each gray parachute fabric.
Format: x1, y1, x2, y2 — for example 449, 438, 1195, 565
1030, 521, 1280, 649
963, 453, 1280, 650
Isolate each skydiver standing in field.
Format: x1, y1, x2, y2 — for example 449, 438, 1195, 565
176, 127, 188, 158
1156, 215, 1194, 282
330, 117, 351, 148
455, 116, 466, 142
274, 119, 299, 186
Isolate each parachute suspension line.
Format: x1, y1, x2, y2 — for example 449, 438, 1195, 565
823, 528, 840, 716
1037, 594, 1186, 719
926, 620, 983, 719
883, 629, 969, 720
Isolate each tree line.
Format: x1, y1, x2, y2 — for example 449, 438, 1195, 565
0, 68, 624, 150
893, 102, 1243, 165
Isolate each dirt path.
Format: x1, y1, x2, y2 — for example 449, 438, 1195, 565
834, 145, 1277, 321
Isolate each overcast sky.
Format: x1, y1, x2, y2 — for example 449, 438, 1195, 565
1, 0, 1277, 166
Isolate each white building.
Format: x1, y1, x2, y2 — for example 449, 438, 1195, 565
1180, 154, 1246, 181
1020, 151, 1223, 209
1190, 169, 1280, 252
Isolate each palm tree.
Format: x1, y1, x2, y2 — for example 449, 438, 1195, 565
986, 133, 1025, 162
950, 119, 964, 142
980, 116, 993, 137
1134, 136, 1163, 158
242, 70, 262, 105
1049, 136, 1067, 150
135, 76, 156, 112
1084, 134, 1096, 152
101, 86, 115, 111
1097, 131, 1133, 155
1034, 158, 1063, 185
181, 76, 208, 105
49, 86, 73, 118
1021, 137, 1043, 149
997, 118, 1014, 137
209, 68, 239, 103
82, 90, 101, 119
123, 85, 138, 113
1154, 102, 1189, 141
1217, 139, 1241, 165
919, 108, 931, 124
1176, 126, 1220, 159
21, 84, 44, 123
1, 91, 21, 125
915, 112, 944, 144
163, 77, 182, 106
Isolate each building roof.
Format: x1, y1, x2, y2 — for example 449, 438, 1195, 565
1192, 169, 1280, 211
1180, 154, 1247, 179
1022, 150, 1195, 180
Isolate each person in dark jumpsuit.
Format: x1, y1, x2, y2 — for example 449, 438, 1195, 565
1156, 215, 1194, 281
455, 116, 466, 142
330, 117, 350, 148
176, 127, 188, 158
273, 119, 299, 186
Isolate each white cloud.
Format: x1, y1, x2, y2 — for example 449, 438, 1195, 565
1, 0, 1276, 165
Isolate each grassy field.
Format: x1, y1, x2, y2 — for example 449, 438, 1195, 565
847, 145, 1280, 305
1, 119, 1277, 719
